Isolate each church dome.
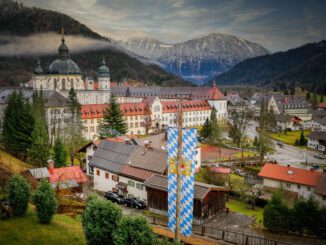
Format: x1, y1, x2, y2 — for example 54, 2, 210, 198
48, 29, 81, 75
98, 57, 110, 77
48, 58, 81, 75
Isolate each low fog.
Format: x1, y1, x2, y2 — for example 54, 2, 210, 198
0, 32, 121, 57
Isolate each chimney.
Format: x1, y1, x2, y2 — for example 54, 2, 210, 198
48, 159, 54, 175
287, 164, 290, 167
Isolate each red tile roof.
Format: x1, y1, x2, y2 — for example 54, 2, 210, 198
120, 165, 155, 181
161, 100, 211, 113
210, 81, 224, 100
49, 166, 88, 184
210, 167, 231, 174
81, 102, 149, 119
258, 163, 322, 187
318, 102, 326, 109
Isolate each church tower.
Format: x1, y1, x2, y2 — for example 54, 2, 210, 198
33, 58, 46, 90
98, 57, 110, 91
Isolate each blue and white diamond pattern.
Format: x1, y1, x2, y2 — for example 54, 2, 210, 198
180, 128, 196, 236
167, 127, 197, 236
167, 127, 178, 232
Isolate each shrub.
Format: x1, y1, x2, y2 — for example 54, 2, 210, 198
113, 215, 156, 245
33, 180, 57, 224
8, 175, 30, 216
263, 191, 290, 233
82, 196, 122, 245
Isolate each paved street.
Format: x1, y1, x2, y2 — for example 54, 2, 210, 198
244, 120, 326, 168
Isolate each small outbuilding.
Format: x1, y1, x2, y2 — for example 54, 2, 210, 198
144, 174, 229, 225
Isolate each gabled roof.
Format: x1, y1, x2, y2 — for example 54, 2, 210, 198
125, 147, 167, 174
317, 102, 326, 109
120, 165, 155, 182
144, 174, 229, 200
28, 167, 50, 179
314, 173, 326, 196
258, 163, 322, 187
210, 167, 231, 174
313, 118, 326, 126
307, 131, 326, 141
89, 140, 137, 174
275, 114, 302, 123
49, 166, 88, 184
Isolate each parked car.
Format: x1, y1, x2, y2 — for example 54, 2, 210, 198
124, 198, 146, 209
314, 153, 325, 159
104, 191, 124, 204
277, 142, 284, 148
235, 169, 245, 177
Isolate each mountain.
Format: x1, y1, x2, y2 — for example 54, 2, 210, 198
118, 37, 172, 60
118, 33, 270, 85
0, 0, 189, 86
211, 41, 326, 94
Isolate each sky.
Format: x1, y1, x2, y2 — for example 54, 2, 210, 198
21, 0, 326, 52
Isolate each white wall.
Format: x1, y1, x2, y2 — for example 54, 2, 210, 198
93, 167, 148, 201
263, 178, 315, 199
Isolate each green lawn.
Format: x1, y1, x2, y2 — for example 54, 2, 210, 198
0, 150, 32, 174
0, 207, 86, 245
268, 130, 310, 146
226, 198, 264, 227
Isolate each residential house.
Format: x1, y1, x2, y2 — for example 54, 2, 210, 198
144, 174, 229, 224
23, 167, 50, 188
227, 100, 250, 113
304, 118, 326, 132
317, 102, 326, 110
49, 164, 88, 192
314, 173, 326, 206
258, 163, 325, 205
311, 109, 326, 120
275, 114, 302, 131
89, 140, 167, 201
307, 131, 326, 152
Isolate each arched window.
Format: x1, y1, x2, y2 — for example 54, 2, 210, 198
54, 79, 58, 89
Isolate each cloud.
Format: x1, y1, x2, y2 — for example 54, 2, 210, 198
0, 33, 117, 56
18, 0, 326, 51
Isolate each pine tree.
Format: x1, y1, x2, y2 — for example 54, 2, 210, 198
312, 93, 318, 107
306, 91, 311, 101
320, 95, 324, 103
28, 120, 50, 166
53, 137, 67, 168
299, 130, 307, 146
2, 91, 35, 159
66, 88, 84, 165
28, 90, 50, 166
100, 96, 128, 137
209, 107, 220, 144
199, 118, 211, 138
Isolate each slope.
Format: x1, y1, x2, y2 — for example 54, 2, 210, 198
211, 40, 326, 93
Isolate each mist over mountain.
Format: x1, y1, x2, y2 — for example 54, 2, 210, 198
118, 33, 270, 85
0, 0, 189, 87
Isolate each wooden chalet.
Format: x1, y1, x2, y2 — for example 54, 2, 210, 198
144, 174, 229, 225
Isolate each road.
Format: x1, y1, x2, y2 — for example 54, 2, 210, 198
244, 120, 326, 168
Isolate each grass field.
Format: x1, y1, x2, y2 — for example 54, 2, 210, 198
0, 150, 32, 174
0, 207, 86, 245
226, 198, 264, 227
268, 130, 310, 146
